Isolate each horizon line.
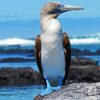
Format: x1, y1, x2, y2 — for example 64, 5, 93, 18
0, 17, 100, 22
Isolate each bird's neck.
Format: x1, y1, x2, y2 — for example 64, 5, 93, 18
41, 16, 62, 34
41, 16, 52, 32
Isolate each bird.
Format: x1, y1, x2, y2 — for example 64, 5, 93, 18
35, 2, 83, 96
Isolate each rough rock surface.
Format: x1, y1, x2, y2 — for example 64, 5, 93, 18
67, 57, 100, 82
0, 67, 45, 86
69, 65, 100, 82
35, 82, 100, 100
0, 57, 35, 62
71, 57, 98, 65
72, 48, 100, 56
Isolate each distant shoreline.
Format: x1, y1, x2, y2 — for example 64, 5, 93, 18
0, 48, 100, 56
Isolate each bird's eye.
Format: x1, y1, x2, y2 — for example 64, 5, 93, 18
60, 4, 64, 8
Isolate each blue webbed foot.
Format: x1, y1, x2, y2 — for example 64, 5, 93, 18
40, 76, 63, 96
40, 87, 53, 96
40, 86, 61, 96
40, 77, 53, 96
51, 86, 61, 91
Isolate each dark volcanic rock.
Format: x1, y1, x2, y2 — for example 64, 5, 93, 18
71, 57, 98, 65
71, 48, 100, 56
0, 49, 34, 55
82, 49, 93, 55
0, 67, 45, 86
69, 57, 100, 82
69, 65, 100, 82
95, 49, 100, 55
35, 82, 100, 100
71, 48, 82, 56
0, 57, 35, 62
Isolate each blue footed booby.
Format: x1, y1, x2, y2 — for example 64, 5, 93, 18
35, 2, 83, 96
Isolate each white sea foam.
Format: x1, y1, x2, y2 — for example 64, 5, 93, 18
0, 33, 100, 46
0, 38, 35, 46
70, 33, 100, 45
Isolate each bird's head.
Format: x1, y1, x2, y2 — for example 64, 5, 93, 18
41, 2, 83, 19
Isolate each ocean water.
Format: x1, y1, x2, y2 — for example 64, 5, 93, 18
0, 86, 44, 100
0, 18, 100, 39
0, 18, 100, 99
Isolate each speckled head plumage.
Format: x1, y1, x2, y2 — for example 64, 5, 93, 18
40, 2, 83, 19
40, 2, 61, 18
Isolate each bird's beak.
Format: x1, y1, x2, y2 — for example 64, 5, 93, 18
62, 5, 84, 12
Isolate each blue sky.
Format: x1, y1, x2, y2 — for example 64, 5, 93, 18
0, 0, 100, 20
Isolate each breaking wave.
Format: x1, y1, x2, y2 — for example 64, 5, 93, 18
70, 33, 100, 45
0, 38, 35, 46
0, 33, 100, 46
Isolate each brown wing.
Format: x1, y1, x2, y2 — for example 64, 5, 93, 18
35, 35, 43, 76
63, 32, 71, 85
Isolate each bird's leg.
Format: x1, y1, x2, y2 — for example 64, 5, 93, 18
40, 77, 53, 96
51, 76, 63, 91
40, 77, 64, 96
58, 76, 64, 86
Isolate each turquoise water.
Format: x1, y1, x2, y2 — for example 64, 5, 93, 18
0, 86, 45, 100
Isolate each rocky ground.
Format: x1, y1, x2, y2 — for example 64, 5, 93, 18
35, 82, 100, 100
